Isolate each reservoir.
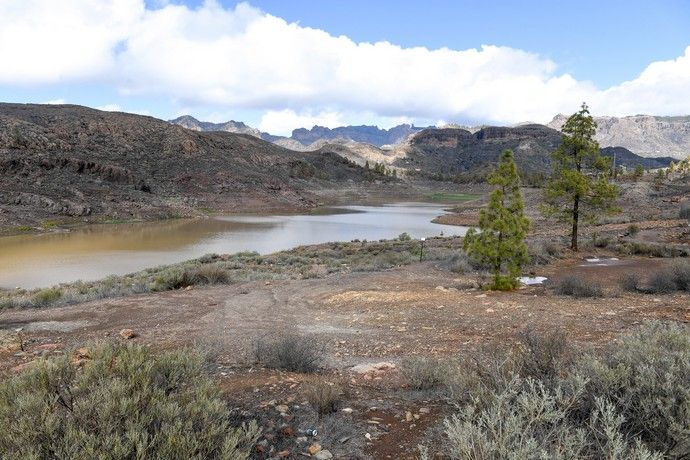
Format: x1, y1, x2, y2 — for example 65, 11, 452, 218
0, 203, 466, 289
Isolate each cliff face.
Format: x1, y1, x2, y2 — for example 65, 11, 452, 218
0, 104, 370, 230
395, 125, 673, 176
396, 125, 562, 176
548, 114, 690, 159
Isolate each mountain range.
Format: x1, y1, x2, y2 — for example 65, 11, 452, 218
172, 114, 690, 160
169, 115, 428, 150
0, 103, 681, 231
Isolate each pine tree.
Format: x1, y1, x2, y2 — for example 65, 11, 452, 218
541, 103, 619, 251
463, 149, 530, 290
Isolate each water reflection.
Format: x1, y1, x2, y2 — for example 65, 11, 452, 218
0, 203, 466, 289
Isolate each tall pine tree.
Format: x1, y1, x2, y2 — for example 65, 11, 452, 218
464, 149, 530, 290
541, 103, 618, 251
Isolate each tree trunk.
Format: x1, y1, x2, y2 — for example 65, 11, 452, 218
571, 195, 579, 251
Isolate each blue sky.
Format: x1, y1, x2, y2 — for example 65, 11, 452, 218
1, 0, 689, 134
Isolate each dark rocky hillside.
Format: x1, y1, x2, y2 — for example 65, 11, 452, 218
600, 147, 674, 169
397, 125, 673, 178
0, 104, 375, 231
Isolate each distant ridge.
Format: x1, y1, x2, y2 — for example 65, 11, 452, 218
169, 116, 430, 148
548, 114, 690, 159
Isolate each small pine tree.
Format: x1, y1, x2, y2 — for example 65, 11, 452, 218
464, 149, 530, 290
542, 103, 619, 251
633, 164, 644, 179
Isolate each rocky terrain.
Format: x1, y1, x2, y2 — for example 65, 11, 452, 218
548, 114, 690, 159
0, 104, 384, 232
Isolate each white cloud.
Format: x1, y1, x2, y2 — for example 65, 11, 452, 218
42, 99, 67, 105
0, 0, 688, 129
96, 103, 122, 111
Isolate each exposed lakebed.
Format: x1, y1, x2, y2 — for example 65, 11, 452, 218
0, 203, 466, 289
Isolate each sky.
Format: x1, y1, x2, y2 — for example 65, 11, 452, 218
0, 0, 689, 135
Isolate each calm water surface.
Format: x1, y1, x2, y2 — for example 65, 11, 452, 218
0, 203, 466, 289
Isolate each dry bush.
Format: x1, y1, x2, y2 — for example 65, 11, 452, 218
0, 343, 260, 459
182, 264, 229, 285
517, 328, 569, 382
680, 201, 690, 221
669, 259, 690, 291
401, 357, 457, 391
254, 333, 324, 373
621, 272, 641, 292
554, 275, 603, 298
441, 252, 474, 274
647, 270, 678, 294
304, 379, 343, 417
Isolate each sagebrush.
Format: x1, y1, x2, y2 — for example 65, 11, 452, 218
0, 343, 260, 459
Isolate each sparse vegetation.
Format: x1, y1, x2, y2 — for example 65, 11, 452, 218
0, 343, 260, 459
554, 275, 603, 298
254, 333, 324, 373
436, 322, 690, 459
0, 236, 463, 310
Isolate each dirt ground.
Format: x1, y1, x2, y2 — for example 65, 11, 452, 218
1, 253, 688, 459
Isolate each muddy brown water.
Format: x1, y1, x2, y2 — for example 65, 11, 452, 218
0, 203, 466, 289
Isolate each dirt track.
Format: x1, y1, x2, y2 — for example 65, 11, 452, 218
2, 257, 687, 370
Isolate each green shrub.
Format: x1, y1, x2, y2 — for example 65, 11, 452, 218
401, 357, 456, 391
0, 343, 260, 459
398, 232, 412, 241
554, 275, 603, 298
151, 269, 184, 291
254, 334, 323, 373
31, 287, 63, 306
